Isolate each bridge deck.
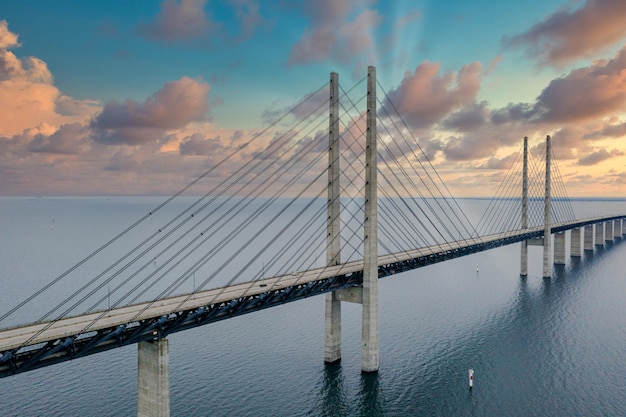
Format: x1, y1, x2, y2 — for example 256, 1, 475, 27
0, 215, 622, 364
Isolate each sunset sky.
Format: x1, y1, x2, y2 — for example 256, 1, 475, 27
2, 0, 626, 196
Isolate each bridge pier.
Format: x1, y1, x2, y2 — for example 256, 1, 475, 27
554, 232, 566, 264
614, 220, 621, 239
595, 223, 604, 246
137, 339, 170, 417
605, 221, 613, 242
584, 225, 594, 251
542, 136, 552, 278
622, 219, 626, 235
570, 228, 581, 257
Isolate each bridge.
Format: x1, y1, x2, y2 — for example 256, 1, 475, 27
1, 67, 625, 417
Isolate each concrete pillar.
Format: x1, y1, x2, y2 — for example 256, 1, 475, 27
584, 225, 594, 251
614, 220, 621, 238
605, 221, 613, 242
595, 222, 604, 246
622, 219, 626, 235
543, 136, 552, 278
520, 136, 529, 276
554, 231, 566, 264
570, 228, 581, 257
324, 72, 342, 364
138, 339, 170, 417
362, 65, 379, 373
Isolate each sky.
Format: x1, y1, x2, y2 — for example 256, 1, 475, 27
2, 0, 626, 196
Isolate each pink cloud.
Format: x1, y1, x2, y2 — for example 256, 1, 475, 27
138, 0, 268, 45
287, 0, 381, 66
533, 46, 626, 123
138, 0, 217, 42
91, 77, 211, 145
503, 0, 626, 67
381, 61, 482, 129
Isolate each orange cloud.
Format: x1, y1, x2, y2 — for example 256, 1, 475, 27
0, 20, 99, 137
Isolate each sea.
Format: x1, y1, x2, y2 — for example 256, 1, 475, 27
0, 196, 625, 416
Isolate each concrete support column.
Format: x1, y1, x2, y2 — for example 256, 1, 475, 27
138, 339, 170, 417
361, 65, 379, 373
542, 135, 552, 278
622, 219, 626, 235
324, 71, 342, 364
520, 136, 529, 276
584, 225, 594, 251
570, 228, 581, 257
614, 220, 621, 238
595, 222, 604, 246
605, 221, 613, 242
554, 231, 566, 264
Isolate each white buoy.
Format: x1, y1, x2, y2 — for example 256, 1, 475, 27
468, 368, 474, 389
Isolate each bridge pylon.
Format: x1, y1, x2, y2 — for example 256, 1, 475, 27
520, 135, 554, 278
542, 135, 552, 278
324, 71, 342, 364
520, 136, 529, 276
323, 67, 379, 373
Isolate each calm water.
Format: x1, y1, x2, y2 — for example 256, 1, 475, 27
0, 197, 625, 416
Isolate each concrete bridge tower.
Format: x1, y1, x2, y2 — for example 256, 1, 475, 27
520, 136, 553, 278
324, 67, 379, 373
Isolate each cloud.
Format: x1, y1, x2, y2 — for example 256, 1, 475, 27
0, 21, 99, 137
532, 46, 626, 123
28, 123, 90, 155
261, 85, 329, 124
577, 148, 624, 166
503, 0, 626, 67
0, 20, 19, 49
138, 0, 217, 42
228, 0, 268, 42
393, 9, 421, 31
442, 134, 500, 161
480, 153, 519, 169
179, 133, 224, 156
381, 61, 482, 129
137, 0, 268, 45
442, 101, 490, 132
584, 120, 626, 139
287, 0, 381, 66
91, 77, 211, 145
484, 54, 503, 76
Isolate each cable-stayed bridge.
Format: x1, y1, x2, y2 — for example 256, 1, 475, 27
2, 67, 625, 416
